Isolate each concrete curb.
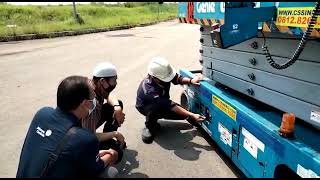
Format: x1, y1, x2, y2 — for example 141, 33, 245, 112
0, 18, 177, 42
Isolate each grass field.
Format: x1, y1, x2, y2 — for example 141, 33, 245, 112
0, 2, 178, 37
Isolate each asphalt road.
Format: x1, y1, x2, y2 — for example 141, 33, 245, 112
0, 20, 242, 178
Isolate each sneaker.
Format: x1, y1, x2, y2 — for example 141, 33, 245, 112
107, 166, 119, 178
142, 127, 155, 144
99, 166, 118, 178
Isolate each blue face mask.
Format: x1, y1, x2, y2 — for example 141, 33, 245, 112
88, 98, 97, 115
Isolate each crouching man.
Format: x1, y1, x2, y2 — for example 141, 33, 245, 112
135, 57, 206, 144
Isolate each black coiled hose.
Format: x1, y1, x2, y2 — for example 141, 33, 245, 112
262, 2, 320, 70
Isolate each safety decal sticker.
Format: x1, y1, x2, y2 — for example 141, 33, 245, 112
243, 137, 258, 159
276, 7, 320, 28
218, 123, 232, 147
242, 128, 265, 159
212, 95, 237, 121
297, 164, 319, 178
178, 17, 221, 26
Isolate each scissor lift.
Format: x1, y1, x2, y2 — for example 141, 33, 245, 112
178, 2, 320, 178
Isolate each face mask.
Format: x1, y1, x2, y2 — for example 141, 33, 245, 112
88, 98, 97, 115
102, 80, 116, 93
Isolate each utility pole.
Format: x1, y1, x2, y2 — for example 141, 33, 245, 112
72, 2, 79, 23
158, 2, 163, 21
157, 4, 159, 21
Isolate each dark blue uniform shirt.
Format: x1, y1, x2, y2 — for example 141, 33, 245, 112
16, 107, 105, 178
136, 74, 183, 112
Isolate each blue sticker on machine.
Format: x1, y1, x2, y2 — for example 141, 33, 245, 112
193, 2, 225, 20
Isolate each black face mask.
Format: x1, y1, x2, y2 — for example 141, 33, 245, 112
102, 81, 116, 93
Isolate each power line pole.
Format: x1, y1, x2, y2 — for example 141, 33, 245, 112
72, 2, 79, 23
158, 2, 163, 21
157, 4, 159, 21
72, 2, 77, 19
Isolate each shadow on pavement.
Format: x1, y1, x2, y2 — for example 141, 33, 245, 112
154, 120, 213, 161
154, 120, 245, 178
114, 149, 149, 178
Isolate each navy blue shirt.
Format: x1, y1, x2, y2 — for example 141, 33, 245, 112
16, 107, 105, 178
135, 74, 183, 111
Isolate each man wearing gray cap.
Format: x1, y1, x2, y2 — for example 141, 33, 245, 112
82, 62, 126, 164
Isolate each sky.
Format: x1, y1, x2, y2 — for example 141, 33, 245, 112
5, 2, 174, 6
6, 2, 122, 5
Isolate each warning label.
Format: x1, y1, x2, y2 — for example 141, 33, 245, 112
276, 7, 320, 28
212, 95, 237, 121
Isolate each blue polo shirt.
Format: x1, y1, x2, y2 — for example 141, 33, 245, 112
16, 107, 105, 178
135, 74, 183, 112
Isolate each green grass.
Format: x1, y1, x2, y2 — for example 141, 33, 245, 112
0, 3, 178, 37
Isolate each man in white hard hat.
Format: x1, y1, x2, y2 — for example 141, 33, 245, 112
136, 57, 206, 144
82, 62, 126, 164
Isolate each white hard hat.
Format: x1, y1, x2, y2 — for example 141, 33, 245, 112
93, 62, 117, 77
148, 57, 176, 82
